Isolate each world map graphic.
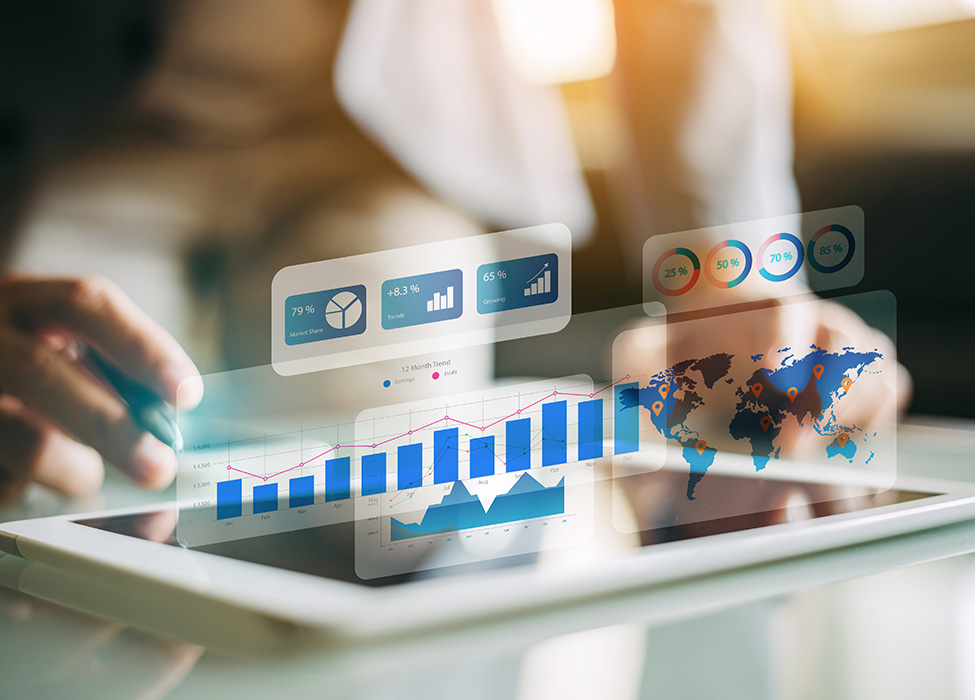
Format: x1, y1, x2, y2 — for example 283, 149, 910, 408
619, 345, 884, 499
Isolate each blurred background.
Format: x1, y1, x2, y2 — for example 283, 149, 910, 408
2, 0, 972, 416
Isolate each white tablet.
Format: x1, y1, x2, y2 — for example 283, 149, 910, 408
3, 460, 975, 654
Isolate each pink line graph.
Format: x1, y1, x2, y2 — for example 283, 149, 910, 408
225, 376, 630, 483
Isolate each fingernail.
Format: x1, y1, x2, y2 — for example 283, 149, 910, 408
170, 370, 204, 410
131, 433, 177, 489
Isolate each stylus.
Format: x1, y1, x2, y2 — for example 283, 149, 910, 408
78, 345, 184, 453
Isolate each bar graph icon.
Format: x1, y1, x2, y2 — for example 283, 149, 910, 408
477, 253, 559, 314
382, 268, 463, 329
524, 264, 552, 296
426, 286, 455, 312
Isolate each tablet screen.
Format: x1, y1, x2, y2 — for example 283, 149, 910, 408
76, 472, 933, 589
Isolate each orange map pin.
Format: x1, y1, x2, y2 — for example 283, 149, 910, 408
841, 377, 853, 392
813, 364, 824, 380
837, 433, 850, 448
695, 440, 707, 456
652, 401, 663, 416
787, 387, 799, 402
751, 383, 763, 399
659, 383, 670, 399
760, 415, 772, 432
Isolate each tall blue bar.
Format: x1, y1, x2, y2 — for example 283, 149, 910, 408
325, 456, 351, 501
216, 479, 242, 520
506, 417, 531, 472
615, 382, 639, 455
542, 400, 567, 466
433, 428, 459, 484
361, 453, 387, 496
470, 436, 495, 478
253, 483, 278, 514
578, 398, 603, 460
397, 443, 423, 490
289, 474, 314, 508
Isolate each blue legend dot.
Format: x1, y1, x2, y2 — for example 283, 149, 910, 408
383, 380, 391, 388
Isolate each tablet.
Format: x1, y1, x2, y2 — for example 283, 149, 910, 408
3, 461, 975, 653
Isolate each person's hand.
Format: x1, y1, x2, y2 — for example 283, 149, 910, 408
0, 275, 203, 500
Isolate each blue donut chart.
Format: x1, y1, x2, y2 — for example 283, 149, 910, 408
758, 233, 804, 282
807, 224, 855, 274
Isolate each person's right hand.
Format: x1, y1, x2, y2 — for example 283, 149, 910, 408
0, 275, 203, 500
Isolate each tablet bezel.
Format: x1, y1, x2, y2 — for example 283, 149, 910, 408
3, 471, 975, 644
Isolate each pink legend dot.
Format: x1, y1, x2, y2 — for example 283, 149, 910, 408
432, 372, 440, 380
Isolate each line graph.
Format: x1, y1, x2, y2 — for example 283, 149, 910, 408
219, 377, 630, 485
178, 373, 646, 549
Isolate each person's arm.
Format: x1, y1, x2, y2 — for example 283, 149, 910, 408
0, 275, 202, 500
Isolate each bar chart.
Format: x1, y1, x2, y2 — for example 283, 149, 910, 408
352, 375, 640, 500
180, 373, 651, 549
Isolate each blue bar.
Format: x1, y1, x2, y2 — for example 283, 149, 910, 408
253, 483, 278, 514
217, 479, 242, 520
434, 428, 459, 484
325, 457, 351, 502
542, 400, 567, 466
615, 383, 639, 455
506, 417, 531, 472
578, 399, 603, 460
398, 443, 423, 490
470, 436, 495, 478
289, 475, 314, 508
361, 453, 387, 496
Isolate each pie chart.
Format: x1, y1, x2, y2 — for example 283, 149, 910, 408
325, 291, 363, 330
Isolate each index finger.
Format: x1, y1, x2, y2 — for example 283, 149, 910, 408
0, 276, 203, 408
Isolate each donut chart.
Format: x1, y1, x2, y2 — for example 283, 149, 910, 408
646, 210, 861, 307
758, 233, 804, 282
704, 239, 752, 289
807, 224, 855, 274
652, 247, 701, 297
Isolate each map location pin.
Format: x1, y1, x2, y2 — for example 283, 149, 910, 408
760, 415, 772, 432
652, 400, 663, 416
695, 440, 707, 456
813, 364, 824, 380
787, 387, 799, 402
659, 383, 670, 399
751, 383, 763, 399
841, 377, 853, 392
837, 433, 850, 448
